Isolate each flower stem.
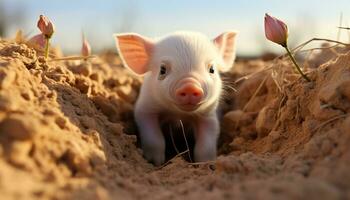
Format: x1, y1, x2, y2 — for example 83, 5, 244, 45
284, 46, 311, 82
44, 36, 50, 59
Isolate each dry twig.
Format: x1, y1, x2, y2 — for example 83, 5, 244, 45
156, 150, 190, 170
179, 120, 192, 163
312, 114, 348, 134
48, 55, 96, 62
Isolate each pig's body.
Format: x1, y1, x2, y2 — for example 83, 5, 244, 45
114, 31, 237, 165
135, 74, 219, 164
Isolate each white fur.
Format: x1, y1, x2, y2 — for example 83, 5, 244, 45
115, 31, 237, 165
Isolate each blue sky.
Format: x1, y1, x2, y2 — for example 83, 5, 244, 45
2, 0, 350, 56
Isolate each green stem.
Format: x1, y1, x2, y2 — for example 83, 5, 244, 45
284, 46, 311, 82
45, 36, 50, 59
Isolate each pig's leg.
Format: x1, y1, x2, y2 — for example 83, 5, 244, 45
135, 111, 165, 166
194, 115, 219, 162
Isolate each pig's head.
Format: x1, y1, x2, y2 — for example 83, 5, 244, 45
114, 31, 237, 113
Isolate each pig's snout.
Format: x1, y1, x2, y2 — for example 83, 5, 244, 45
175, 78, 203, 107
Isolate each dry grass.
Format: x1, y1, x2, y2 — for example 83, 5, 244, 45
233, 32, 350, 133
179, 119, 192, 163
48, 55, 96, 62
169, 124, 180, 155
156, 150, 190, 170
312, 114, 348, 134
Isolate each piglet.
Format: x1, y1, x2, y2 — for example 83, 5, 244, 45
114, 31, 237, 165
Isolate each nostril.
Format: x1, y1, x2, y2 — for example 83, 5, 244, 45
176, 83, 203, 102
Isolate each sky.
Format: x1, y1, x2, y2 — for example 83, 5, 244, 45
2, 0, 350, 56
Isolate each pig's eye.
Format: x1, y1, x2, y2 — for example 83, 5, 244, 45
209, 65, 215, 74
158, 64, 167, 80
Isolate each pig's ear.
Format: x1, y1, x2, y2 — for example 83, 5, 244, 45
213, 31, 238, 72
114, 33, 154, 75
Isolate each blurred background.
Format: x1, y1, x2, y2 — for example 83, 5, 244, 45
1, 0, 350, 57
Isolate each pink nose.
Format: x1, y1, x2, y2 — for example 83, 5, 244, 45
175, 83, 204, 105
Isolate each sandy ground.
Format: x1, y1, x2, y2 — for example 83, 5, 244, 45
0, 39, 349, 200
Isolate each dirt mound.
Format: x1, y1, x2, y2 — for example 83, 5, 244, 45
0, 39, 349, 199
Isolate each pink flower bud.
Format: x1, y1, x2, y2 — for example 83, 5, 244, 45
81, 37, 91, 57
264, 13, 288, 47
27, 33, 46, 49
37, 15, 55, 38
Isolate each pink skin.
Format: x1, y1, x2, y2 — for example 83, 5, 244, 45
175, 78, 204, 110
114, 31, 237, 165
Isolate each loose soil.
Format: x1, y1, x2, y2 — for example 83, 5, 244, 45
0, 39, 349, 200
